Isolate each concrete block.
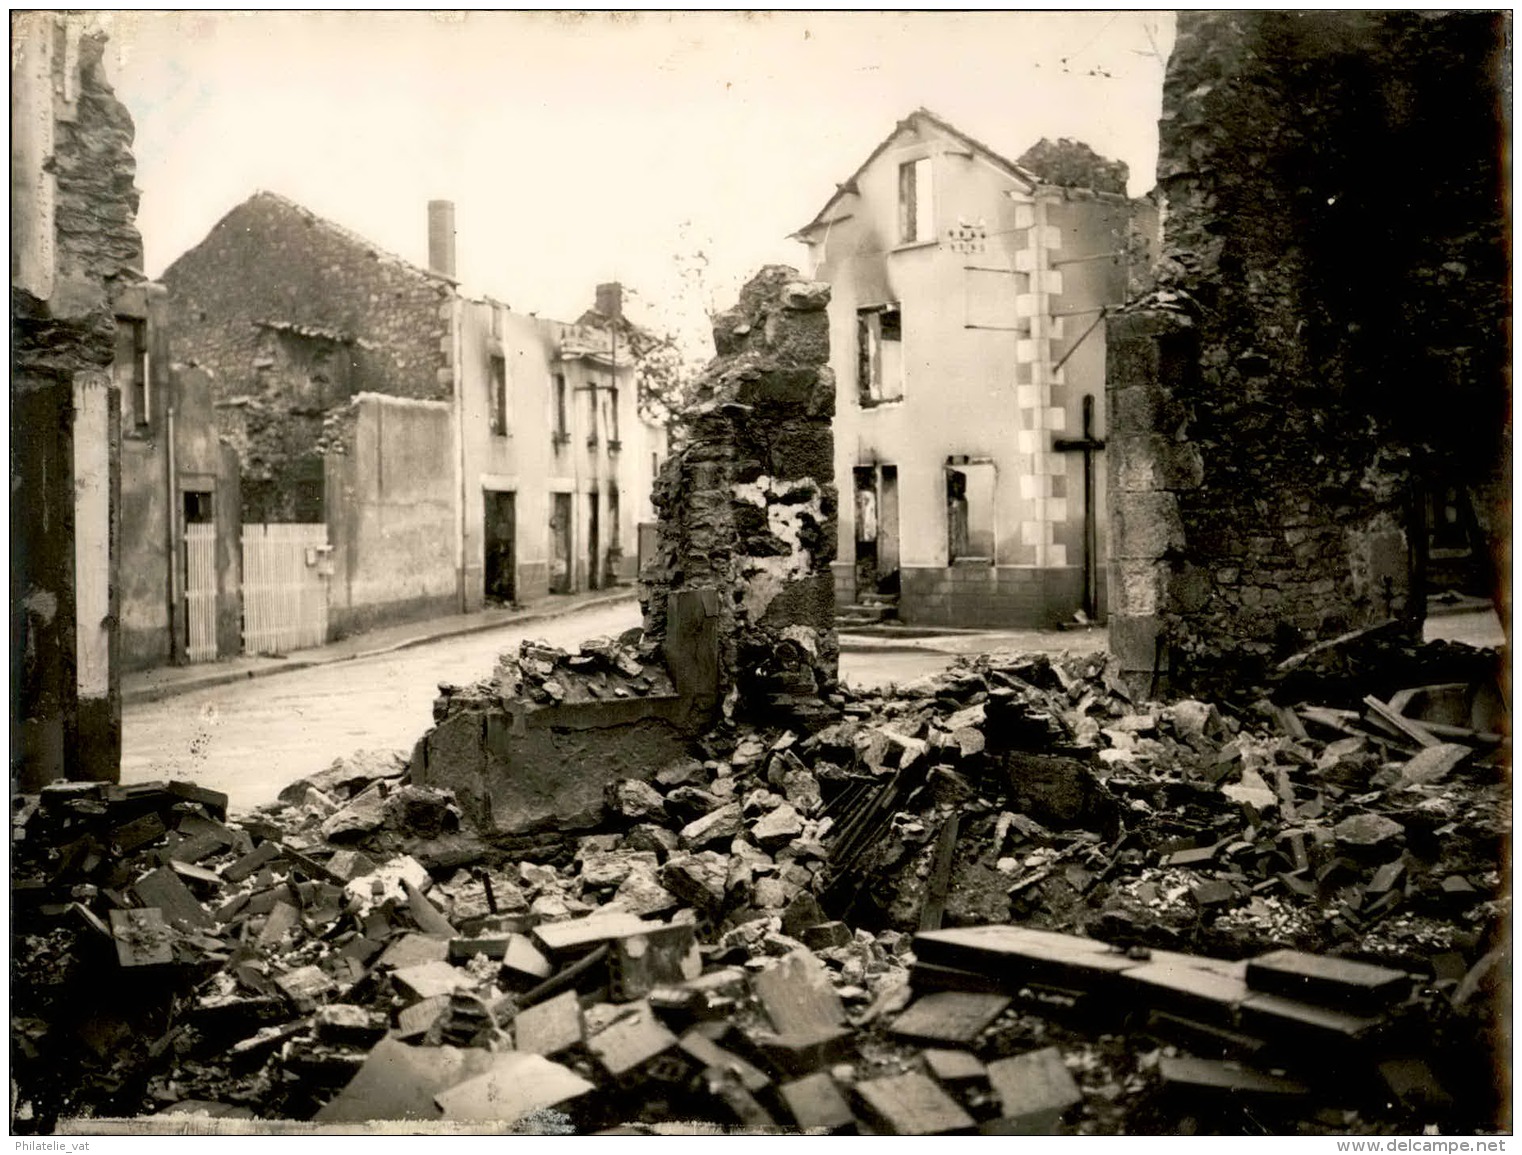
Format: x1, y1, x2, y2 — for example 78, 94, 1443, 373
514, 989, 584, 1057
984, 1047, 1082, 1134
435, 1051, 594, 1125
889, 991, 1012, 1046
854, 1071, 975, 1135
531, 911, 654, 959
923, 1048, 987, 1084
779, 1071, 856, 1133
1245, 949, 1411, 1015
314, 1037, 494, 1123
585, 999, 681, 1081
750, 949, 846, 1035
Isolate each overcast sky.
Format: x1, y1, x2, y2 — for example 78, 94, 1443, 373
102, 10, 1174, 351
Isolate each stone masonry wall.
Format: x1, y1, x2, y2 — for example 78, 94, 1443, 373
161, 193, 456, 521
1107, 11, 1510, 694
12, 19, 141, 785
641, 266, 839, 725
163, 193, 454, 405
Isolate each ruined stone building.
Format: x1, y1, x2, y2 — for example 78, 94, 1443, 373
1106, 10, 1510, 694
158, 194, 665, 645
11, 14, 142, 785
795, 109, 1156, 629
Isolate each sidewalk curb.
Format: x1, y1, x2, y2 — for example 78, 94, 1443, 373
123, 589, 639, 707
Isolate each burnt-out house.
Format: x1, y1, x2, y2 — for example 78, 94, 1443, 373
794, 109, 1157, 629
12, 14, 141, 785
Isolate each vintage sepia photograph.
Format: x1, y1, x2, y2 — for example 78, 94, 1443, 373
10, 8, 1511, 1141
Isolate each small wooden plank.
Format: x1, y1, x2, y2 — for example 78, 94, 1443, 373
1158, 1054, 1309, 1099
1362, 695, 1440, 748
853, 1071, 974, 1136
889, 990, 1011, 1046
918, 813, 960, 932
222, 841, 282, 883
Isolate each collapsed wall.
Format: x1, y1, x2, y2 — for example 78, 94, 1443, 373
1107, 10, 1510, 696
413, 267, 837, 835
641, 266, 839, 726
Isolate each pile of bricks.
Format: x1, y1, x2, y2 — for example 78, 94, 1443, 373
441, 634, 672, 709
10, 636, 1507, 1134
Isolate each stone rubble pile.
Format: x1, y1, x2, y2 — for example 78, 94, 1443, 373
10, 636, 1508, 1135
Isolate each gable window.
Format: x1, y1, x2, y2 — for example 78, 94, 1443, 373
488, 354, 508, 436
114, 316, 149, 430
553, 373, 569, 446
898, 157, 934, 245
856, 306, 904, 406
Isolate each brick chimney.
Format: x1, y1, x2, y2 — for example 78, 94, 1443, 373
427, 200, 456, 278
595, 281, 623, 320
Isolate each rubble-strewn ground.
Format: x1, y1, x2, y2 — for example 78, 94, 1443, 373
11, 632, 1509, 1135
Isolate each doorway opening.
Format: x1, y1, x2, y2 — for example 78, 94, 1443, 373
483, 489, 516, 605
550, 492, 573, 594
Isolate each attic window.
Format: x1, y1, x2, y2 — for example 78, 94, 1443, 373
898, 158, 934, 244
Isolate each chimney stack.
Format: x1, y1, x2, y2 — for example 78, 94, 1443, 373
595, 281, 623, 320
427, 200, 456, 278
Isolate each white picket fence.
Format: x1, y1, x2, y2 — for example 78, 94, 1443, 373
242, 523, 329, 655
183, 523, 218, 662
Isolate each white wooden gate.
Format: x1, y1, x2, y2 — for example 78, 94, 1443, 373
183, 523, 218, 662
242, 523, 330, 655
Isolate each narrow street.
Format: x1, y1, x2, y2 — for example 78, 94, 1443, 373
120, 603, 978, 812
121, 601, 642, 812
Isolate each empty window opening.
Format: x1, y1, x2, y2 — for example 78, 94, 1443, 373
947, 461, 996, 563
553, 373, 569, 444
857, 306, 904, 406
489, 354, 508, 435
587, 382, 599, 447
898, 157, 934, 244
114, 316, 149, 429
608, 385, 621, 446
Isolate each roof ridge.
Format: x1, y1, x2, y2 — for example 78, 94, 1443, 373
233, 190, 457, 287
